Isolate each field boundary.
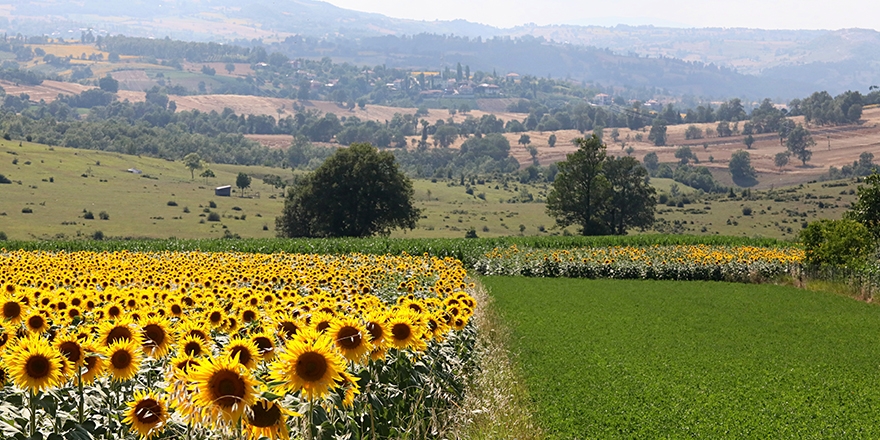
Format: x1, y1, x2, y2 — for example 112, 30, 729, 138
450, 281, 543, 440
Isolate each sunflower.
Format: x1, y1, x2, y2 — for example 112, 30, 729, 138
188, 355, 257, 425
225, 336, 260, 369
244, 398, 291, 440
424, 313, 450, 342
180, 334, 208, 358
268, 334, 346, 400
327, 317, 372, 363
249, 331, 277, 362
140, 317, 174, 359
1, 296, 25, 325
54, 331, 85, 374
387, 309, 424, 350
98, 317, 136, 347
309, 310, 335, 334
239, 306, 260, 325
24, 310, 50, 334
80, 341, 105, 385
169, 352, 201, 380
7, 335, 65, 392
204, 307, 227, 329
363, 311, 389, 347
177, 320, 210, 343
123, 390, 168, 440
106, 339, 143, 382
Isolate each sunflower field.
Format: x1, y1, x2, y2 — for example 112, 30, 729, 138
474, 244, 805, 282
0, 251, 478, 440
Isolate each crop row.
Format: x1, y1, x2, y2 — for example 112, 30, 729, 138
473, 245, 805, 282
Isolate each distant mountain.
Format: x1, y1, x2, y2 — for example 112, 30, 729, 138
1, 0, 878, 98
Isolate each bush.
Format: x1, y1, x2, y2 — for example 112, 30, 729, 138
207, 212, 221, 222
0, 231, 7, 240
92, 230, 104, 240
167, 201, 178, 206
183, 206, 190, 213
83, 211, 94, 219
800, 219, 875, 268
742, 206, 753, 216
99, 211, 109, 220
0, 174, 10, 184
209, 201, 217, 208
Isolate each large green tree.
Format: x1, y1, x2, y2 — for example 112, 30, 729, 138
183, 152, 202, 180
845, 171, 880, 240
786, 123, 815, 166
648, 119, 667, 146
276, 143, 420, 237
546, 135, 655, 235
729, 150, 757, 186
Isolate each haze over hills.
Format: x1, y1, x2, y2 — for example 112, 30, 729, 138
0, 0, 878, 98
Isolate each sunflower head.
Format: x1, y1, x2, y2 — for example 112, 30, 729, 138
140, 317, 174, 359
244, 398, 292, 440
123, 390, 168, 440
387, 309, 424, 350
249, 331, 277, 362
225, 336, 259, 369
268, 334, 346, 401
327, 317, 372, 363
98, 317, 136, 347
80, 341, 106, 385
8, 334, 65, 392
106, 338, 143, 382
188, 356, 257, 425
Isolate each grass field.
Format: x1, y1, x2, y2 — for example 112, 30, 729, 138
483, 276, 880, 438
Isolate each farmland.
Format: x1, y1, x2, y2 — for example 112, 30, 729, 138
484, 276, 880, 438
0, 138, 868, 241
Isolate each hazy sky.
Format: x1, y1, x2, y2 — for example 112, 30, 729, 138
323, 0, 880, 31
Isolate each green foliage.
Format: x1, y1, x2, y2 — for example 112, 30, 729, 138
729, 150, 757, 186
183, 152, 202, 180
485, 276, 880, 438
276, 143, 421, 237
98, 75, 119, 93
672, 165, 726, 193
845, 172, 880, 240
546, 136, 655, 235
235, 172, 252, 196
800, 219, 874, 268
785, 123, 815, 165
648, 119, 666, 146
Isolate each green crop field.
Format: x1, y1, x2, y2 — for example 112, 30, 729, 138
483, 276, 880, 438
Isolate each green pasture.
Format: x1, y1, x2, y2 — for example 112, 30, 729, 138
483, 276, 880, 438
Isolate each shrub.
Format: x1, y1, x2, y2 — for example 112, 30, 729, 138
92, 230, 104, 240
0, 231, 7, 240
167, 201, 178, 206
183, 206, 190, 213
99, 211, 109, 220
21, 207, 32, 213
209, 201, 217, 208
83, 211, 94, 219
800, 219, 875, 268
742, 206, 753, 216
207, 212, 221, 222
0, 174, 10, 184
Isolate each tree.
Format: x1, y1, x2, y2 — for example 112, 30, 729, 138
685, 125, 703, 140
236, 172, 251, 197
642, 152, 659, 174
518, 134, 531, 147
778, 119, 796, 146
183, 152, 202, 180
98, 75, 118, 93
845, 171, 880, 240
225, 63, 235, 74
786, 123, 815, 166
743, 134, 755, 149
546, 135, 655, 235
276, 143, 420, 237
548, 134, 557, 148
433, 125, 459, 148
200, 168, 215, 184
774, 152, 790, 170
800, 219, 875, 268
674, 146, 694, 165
729, 150, 757, 186
648, 119, 667, 146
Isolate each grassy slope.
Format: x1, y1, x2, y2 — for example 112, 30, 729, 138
0, 138, 865, 240
483, 276, 880, 438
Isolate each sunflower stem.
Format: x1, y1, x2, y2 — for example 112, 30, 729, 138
29, 389, 36, 437
77, 369, 84, 424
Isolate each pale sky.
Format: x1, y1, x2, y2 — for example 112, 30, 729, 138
323, 0, 880, 31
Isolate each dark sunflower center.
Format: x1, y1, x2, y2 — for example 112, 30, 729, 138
176, 359, 198, 373
210, 311, 222, 323
408, 304, 422, 313
242, 310, 256, 323
2, 302, 21, 319
279, 322, 298, 338
392, 323, 411, 341
230, 346, 253, 366
188, 330, 207, 341
111, 350, 132, 369
85, 355, 98, 371
134, 398, 162, 424
248, 402, 282, 428
210, 370, 246, 408
171, 304, 182, 315
28, 315, 45, 330
184, 341, 202, 356
336, 326, 362, 350
316, 321, 330, 333
455, 319, 465, 328
108, 306, 121, 317
428, 320, 438, 332
366, 322, 383, 342
253, 337, 273, 353
107, 326, 133, 345
143, 324, 165, 347
59, 341, 82, 363
26, 355, 51, 379
295, 351, 328, 382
